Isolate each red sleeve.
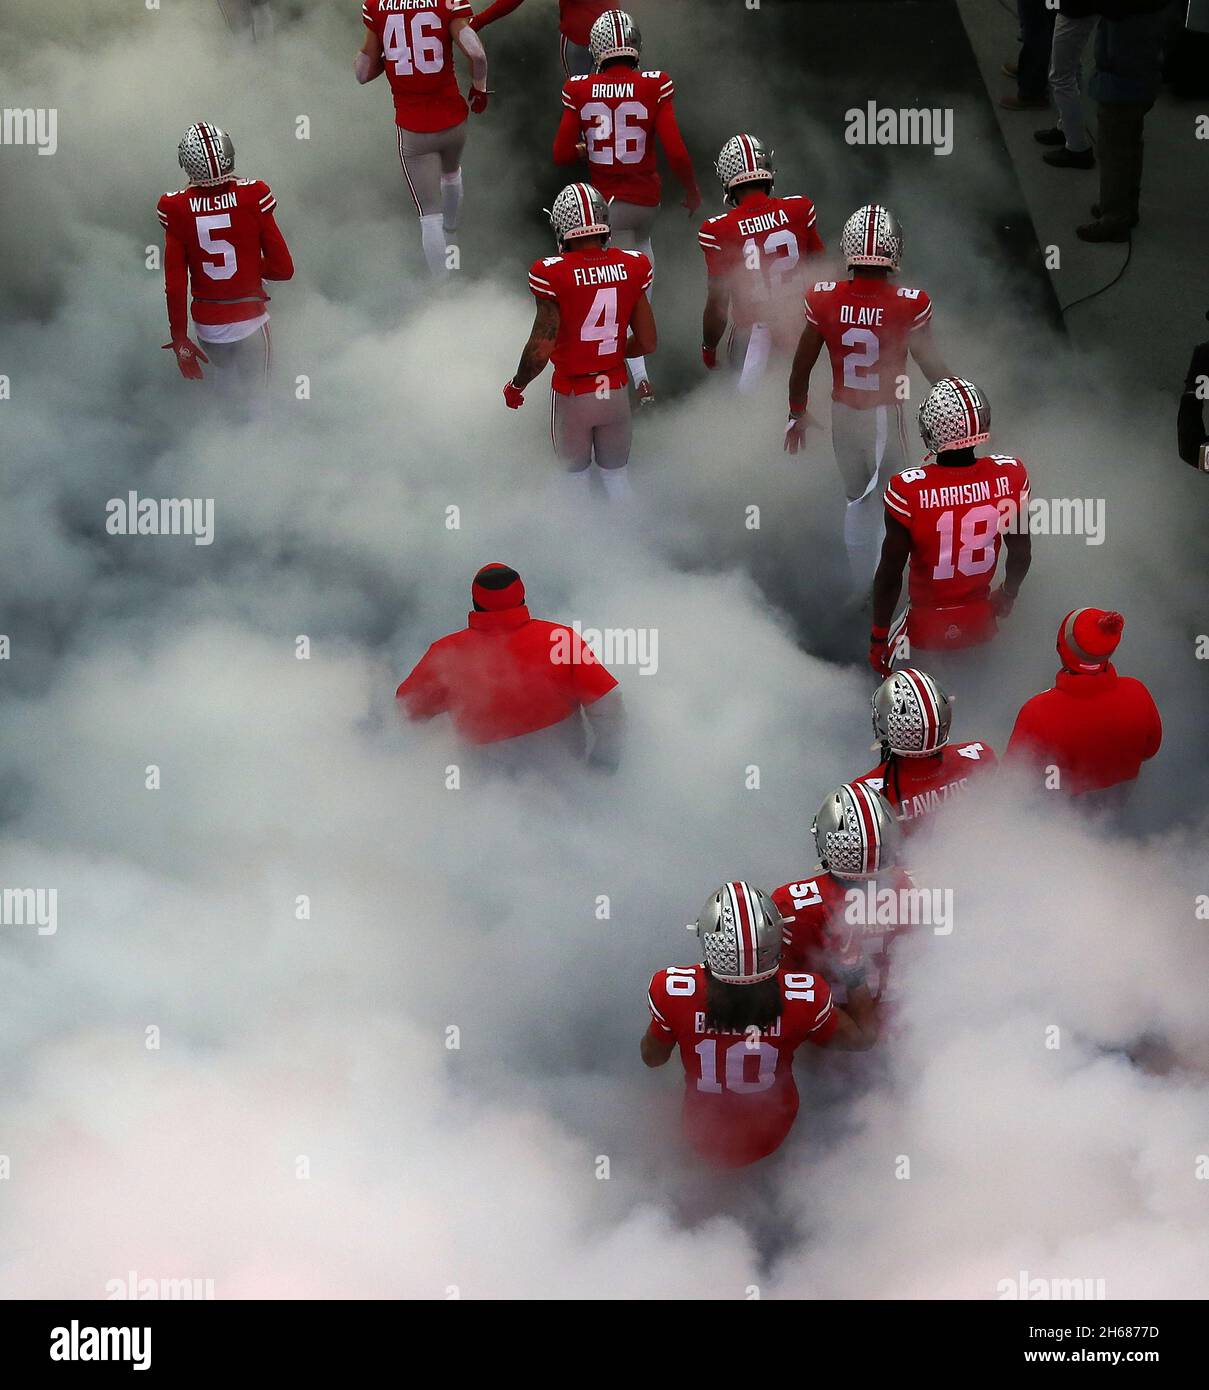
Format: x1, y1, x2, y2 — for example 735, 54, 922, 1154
883, 473, 915, 524
564, 632, 618, 706
653, 102, 699, 200
395, 647, 450, 721
1004, 695, 1048, 764
471, 0, 525, 27
802, 977, 838, 1047
528, 258, 559, 299
260, 210, 294, 282
802, 202, 825, 257
553, 106, 581, 166
647, 971, 675, 1037
162, 224, 189, 341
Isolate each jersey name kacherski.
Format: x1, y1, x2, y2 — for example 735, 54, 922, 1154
572, 263, 632, 287
188, 191, 238, 213
916, 480, 993, 509
736, 208, 789, 237
693, 1013, 783, 1038
373, 0, 441, 13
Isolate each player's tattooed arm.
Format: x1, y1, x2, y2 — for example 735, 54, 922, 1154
640, 1031, 675, 1067
355, 30, 384, 83
908, 324, 948, 385
871, 515, 911, 632
511, 298, 560, 389
626, 294, 657, 358
702, 279, 729, 354
827, 984, 880, 1051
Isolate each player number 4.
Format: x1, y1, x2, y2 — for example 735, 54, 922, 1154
582, 287, 619, 357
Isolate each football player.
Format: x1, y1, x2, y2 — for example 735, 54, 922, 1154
157, 123, 294, 406
698, 134, 824, 393
853, 669, 997, 835
785, 205, 948, 594
871, 377, 1032, 674
772, 783, 908, 1003
471, 0, 616, 78
503, 183, 656, 501
553, 10, 699, 403
356, 0, 489, 278
643, 881, 878, 1168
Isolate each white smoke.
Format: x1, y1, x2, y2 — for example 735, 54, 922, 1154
0, 0, 1206, 1300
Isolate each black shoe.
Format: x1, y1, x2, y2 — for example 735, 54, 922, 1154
1090, 204, 1139, 228
1034, 126, 1064, 145
1044, 146, 1095, 169
1076, 220, 1131, 243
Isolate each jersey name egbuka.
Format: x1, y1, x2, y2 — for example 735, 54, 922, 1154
736, 208, 789, 237
573, 263, 631, 287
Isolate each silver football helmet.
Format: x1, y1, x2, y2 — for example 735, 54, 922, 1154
812, 783, 901, 881
178, 122, 236, 187
873, 669, 953, 757
716, 134, 775, 201
696, 882, 785, 985
840, 203, 903, 270
546, 182, 611, 247
589, 10, 641, 68
918, 376, 991, 454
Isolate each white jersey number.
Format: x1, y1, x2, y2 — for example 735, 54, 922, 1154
582, 100, 649, 166
383, 11, 444, 76
695, 1038, 778, 1094
582, 287, 619, 357
196, 214, 237, 281
741, 229, 801, 300
933, 504, 1000, 580
841, 326, 880, 392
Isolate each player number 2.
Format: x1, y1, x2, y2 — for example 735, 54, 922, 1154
581, 101, 648, 166
196, 214, 237, 281
383, 12, 444, 76
933, 504, 1000, 580
694, 1039, 777, 1094
582, 287, 619, 357
841, 327, 880, 391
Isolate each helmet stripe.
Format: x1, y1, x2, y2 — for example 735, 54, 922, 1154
903, 669, 938, 748
198, 124, 220, 179
951, 378, 982, 443
865, 205, 878, 259
734, 881, 755, 976
849, 782, 882, 872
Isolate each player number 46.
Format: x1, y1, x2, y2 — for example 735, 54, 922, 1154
383, 11, 444, 77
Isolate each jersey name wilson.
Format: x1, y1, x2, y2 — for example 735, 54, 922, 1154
188, 191, 237, 213
572, 263, 631, 287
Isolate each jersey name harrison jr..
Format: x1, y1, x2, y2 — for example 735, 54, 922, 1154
572, 263, 632, 287
914, 476, 1014, 510
735, 207, 791, 237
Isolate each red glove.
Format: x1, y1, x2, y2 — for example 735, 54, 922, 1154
468, 87, 489, 114
991, 586, 1016, 620
869, 626, 893, 677
162, 336, 208, 381
503, 380, 524, 409
682, 187, 702, 215
702, 344, 718, 371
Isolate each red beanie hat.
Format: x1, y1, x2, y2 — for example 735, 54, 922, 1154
1056, 608, 1124, 672
471, 563, 525, 612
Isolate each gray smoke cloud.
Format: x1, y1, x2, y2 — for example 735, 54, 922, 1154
0, 0, 1206, 1299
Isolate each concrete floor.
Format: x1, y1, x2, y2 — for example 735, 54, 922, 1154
957, 0, 1209, 397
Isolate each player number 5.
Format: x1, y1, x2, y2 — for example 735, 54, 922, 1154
196, 214, 237, 281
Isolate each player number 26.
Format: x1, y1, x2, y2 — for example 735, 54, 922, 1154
581, 101, 649, 165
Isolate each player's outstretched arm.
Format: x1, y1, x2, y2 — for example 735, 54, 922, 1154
452, 17, 489, 109
626, 295, 657, 359
640, 1031, 675, 1067
827, 984, 880, 1051
908, 324, 948, 385
470, 0, 525, 30
354, 29, 384, 83
701, 280, 728, 367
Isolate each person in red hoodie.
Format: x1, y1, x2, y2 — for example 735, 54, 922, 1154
1005, 608, 1162, 797
395, 563, 625, 766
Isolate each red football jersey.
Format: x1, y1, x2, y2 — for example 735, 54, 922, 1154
804, 277, 933, 408
528, 246, 652, 395
362, 0, 472, 133
559, 69, 677, 206
157, 178, 292, 335
699, 191, 824, 347
884, 455, 1030, 649
854, 742, 998, 834
647, 963, 837, 1167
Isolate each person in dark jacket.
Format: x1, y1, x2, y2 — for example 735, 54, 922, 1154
1077, 0, 1171, 243
1178, 328, 1209, 469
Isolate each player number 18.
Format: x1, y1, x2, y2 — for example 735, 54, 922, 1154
933, 503, 1000, 580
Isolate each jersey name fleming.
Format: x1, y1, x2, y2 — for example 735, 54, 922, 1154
839, 304, 885, 326
915, 477, 1012, 509
572, 263, 631, 287
735, 208, 790, 236
589, 82, 636, 99
693, 1012, 783, 1038
188, 191, 238, 213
